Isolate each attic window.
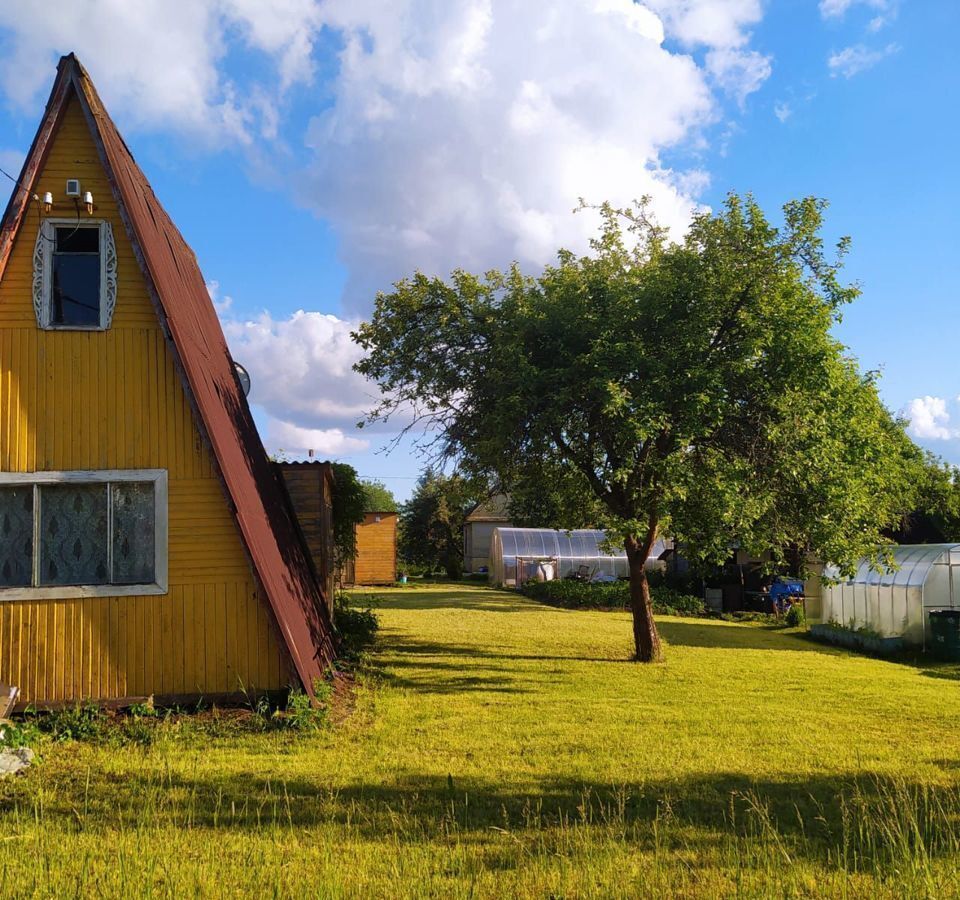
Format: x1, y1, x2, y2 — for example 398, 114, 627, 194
0, 470, 167, 601
32, 219, 118, 330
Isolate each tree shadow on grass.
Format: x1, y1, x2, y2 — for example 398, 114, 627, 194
352, 587, 539, 613
918, 665, 960, 682
657, 620, 837, 654
378, 633, 633, 666
25, 766, 960, 876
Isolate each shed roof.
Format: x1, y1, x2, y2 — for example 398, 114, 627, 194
466, 494, 512, 523
0, 55, 336, 698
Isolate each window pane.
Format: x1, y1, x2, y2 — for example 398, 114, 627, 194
56, 227, 99, 253
52, 255, 101, 327
112, 482, 156, 585
0, 486, 33, 587
39, 485, 108, 586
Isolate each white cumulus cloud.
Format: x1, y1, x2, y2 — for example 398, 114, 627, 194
264, 419, 368, 456
905, 396, 958, 441
0, 2, 777, 445
0, 1, 775, 315
304, 0, 771, 311
0, 0, 324, 144
222, 310, 374, 431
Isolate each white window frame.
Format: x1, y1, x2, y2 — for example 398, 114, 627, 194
32, 218, 118, 330
0, 469, 168, 601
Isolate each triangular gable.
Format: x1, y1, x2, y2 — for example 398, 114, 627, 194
0, 55, 335, 699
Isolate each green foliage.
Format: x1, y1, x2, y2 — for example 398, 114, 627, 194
903, 455, 960, 542
25, 703, 107, 742
128, 696, 159, 718
361, 479, 398, 512
785, 603, 806, 627
0, 718, 42, 749
356, 194, 929, 658
520, 579, 706, 616
507, 459, 604, 529
331, 462, 368, 564
398, 468, 485, 579
279, 688, 330, 732
334, 591, 380, 659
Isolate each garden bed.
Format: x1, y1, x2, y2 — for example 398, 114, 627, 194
520, 579, 706, 616
809, 622, 906, 656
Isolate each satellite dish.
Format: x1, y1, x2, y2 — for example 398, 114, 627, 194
234, 362, 252, 397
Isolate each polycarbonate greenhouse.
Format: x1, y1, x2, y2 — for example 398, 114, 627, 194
820, 544, 960, 646
488, 527, 668, 587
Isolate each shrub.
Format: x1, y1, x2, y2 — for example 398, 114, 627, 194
785, 603, 806, 627
521, 579, 705, 616
278, 686, 330, 732
334, 592, 380, 659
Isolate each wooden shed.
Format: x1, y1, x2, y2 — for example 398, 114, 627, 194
345, 512, 398, 585
0, 55, 335, 709
464, 494, 512, 574
274, 462, 336, 613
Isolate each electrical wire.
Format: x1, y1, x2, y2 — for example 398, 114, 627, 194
0, 163, 33, 198
0, 162, 85, 244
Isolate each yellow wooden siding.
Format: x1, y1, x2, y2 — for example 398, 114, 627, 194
0, 95, 289, 704
354, 514, 397, 585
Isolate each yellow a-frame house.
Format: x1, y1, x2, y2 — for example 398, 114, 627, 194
0, 55, 335, 708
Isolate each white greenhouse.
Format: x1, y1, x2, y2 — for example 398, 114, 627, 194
488, 527, 669, 587
820, 544, 960, 646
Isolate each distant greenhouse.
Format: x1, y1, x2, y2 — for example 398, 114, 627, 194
820, 544, 960, 646
488, 527, 669, 587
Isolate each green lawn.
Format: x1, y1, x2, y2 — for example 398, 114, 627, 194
3, 582, 960, 897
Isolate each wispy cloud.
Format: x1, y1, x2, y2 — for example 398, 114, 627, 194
773, 101, 792, 123
828, 42, 899, 78
819, 0, 889, 20
820, 0, 899, 32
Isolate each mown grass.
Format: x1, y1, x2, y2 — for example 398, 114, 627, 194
3, 582, 960, 897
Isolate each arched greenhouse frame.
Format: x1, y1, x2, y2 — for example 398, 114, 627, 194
820, 543, 960, 646
488, 527, 668, 587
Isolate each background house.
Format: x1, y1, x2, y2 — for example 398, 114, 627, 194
463, 495, 512, 574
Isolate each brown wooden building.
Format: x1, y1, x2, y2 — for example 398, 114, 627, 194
345, 512, 398, 585
274, 462, 336, 612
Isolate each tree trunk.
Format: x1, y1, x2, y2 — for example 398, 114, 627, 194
625, 528, 663, 663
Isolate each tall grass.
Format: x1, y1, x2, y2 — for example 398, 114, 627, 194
2, 757, 959, 897
3, 584, 960, 897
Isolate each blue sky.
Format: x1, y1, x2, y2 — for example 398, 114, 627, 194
0, 1, 957, 501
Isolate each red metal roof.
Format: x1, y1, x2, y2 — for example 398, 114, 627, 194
0, 55, 336, 698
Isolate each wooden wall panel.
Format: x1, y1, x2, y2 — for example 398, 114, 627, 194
0, 96, 290, 705
353, 513, 398, 585
275, 464, 335, 611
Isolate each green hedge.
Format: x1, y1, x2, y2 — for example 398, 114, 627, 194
520, 579, 706, 616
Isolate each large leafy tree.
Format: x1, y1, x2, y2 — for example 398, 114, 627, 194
361, 479, 398, 512
894, 456, 960, 543
399, 469, 483, 579
355, 195, 923, 661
